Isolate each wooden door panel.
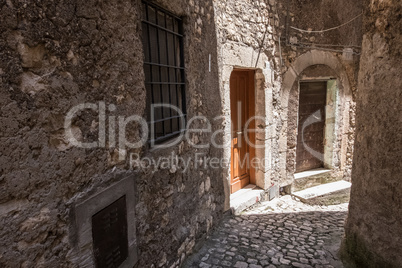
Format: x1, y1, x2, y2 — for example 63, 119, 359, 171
296, 81, 327, 172
230, 70, 254, 193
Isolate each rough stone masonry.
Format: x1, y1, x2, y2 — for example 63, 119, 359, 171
0, 0, 224, 267
341, 0, 402, 267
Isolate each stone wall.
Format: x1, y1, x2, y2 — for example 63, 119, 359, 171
213, 0, 284, 204
212, 0, 363, 204
0, 0, 224, 267
279, 0, 363, 66
276, 0, 363, 184
342, 0, 402, 267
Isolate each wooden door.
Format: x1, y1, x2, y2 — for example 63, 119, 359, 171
230, 70, 255, 193
296, 81, 327, 172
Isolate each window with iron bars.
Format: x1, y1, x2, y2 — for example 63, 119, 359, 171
141, 1, 186, 145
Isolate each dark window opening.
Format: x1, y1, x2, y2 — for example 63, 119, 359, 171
142, 1, 186, 145
92, 196, 128, 268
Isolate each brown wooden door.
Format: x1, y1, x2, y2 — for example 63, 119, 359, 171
296, 81, 327, 172
230, 70, 255, 193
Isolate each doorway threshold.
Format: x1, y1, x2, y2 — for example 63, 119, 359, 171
230, 184, 264, 215
293, 168, 337, 193
294, 168, 331, 179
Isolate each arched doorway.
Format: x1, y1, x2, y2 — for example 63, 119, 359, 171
279, 50, 354, 185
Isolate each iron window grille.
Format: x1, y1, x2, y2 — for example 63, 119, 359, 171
141, 1, 186, 145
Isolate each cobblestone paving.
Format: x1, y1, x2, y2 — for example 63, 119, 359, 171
183, 197, 348, 268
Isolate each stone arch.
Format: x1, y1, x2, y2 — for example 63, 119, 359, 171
278, 50, 353, 184
281, 50, 351, 103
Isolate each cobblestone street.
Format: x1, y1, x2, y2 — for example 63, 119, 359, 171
184, 196, 348, 268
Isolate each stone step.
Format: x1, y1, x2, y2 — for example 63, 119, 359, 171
291, 180, 351, 206
292, 168, 342, 192
230, 184, 265, 215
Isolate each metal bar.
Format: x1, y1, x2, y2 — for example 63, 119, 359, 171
142, 21, 183, 38
155, 12, 165, 137
145, 82, 185, 85
165, 13, 173, 134
172, 22, 180, 131
145, 3, 155, 139
178, 19, 187, 129
144, 62, 185, 70
149, 129, 186, 144
148, 114, 186, 124
142, 0, 182, 20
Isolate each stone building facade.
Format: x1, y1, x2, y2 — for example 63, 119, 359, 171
277, 0, 362, 187
0, 0, 224, 267
214, 0, 362, 208
213, 0, 283, 208
0, 0, 365, 267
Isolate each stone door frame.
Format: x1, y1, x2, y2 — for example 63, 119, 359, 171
217, 43, 274, 210
279, 50, 353, 184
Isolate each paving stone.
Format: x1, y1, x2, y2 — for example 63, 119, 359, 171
256, 255, 268, 261
234, 261, 249, 268
247, 252, 257, 257
267, 250, 275, 257
289, 249, 299, 255
215, 254, 224, 259
291, 263, 306, 268
199, 262, 211, 268
220, 260, 232, 266
249, 264, 263, 268
210, 258, 220, 265
235, 255, 246, 261
310, 259, 320, 266
285, 256, 299, 262
226, 251, 235, 256
279, 257, 291, 265
247, 258, 258, 264
271, 257, 280, 265
300, 257, 309, 264
201, 254, 210, 262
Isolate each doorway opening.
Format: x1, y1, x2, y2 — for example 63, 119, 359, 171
295, 78, 339, 175
230, 70, 256, 194
296, 81, 327, 172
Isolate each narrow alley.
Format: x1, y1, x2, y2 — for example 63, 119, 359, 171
184, 197, 348, 268
0, 0, 401, 267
